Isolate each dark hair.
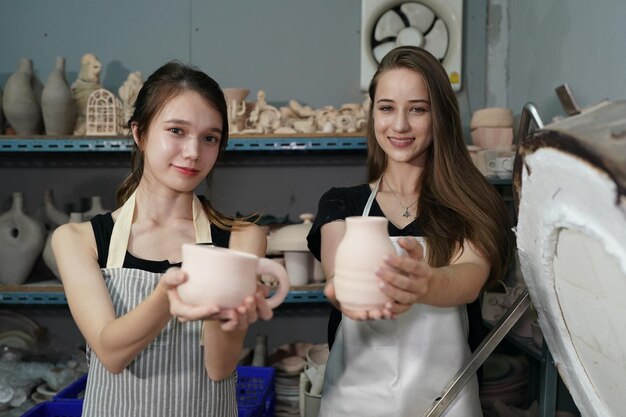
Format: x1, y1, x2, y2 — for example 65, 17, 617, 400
367, 46, 513, 286
116, 61, 241, 230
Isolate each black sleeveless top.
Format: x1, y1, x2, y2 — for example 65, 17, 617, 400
90, 212, 231, 274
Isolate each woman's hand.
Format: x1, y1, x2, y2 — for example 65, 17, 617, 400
214, 284, 274, 332
325, 280, 394, 321
376, 237, 433, 316
164, 269, 275, 331
161, 267, 221, 322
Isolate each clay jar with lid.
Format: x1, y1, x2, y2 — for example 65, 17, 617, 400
333, 216, 395, 310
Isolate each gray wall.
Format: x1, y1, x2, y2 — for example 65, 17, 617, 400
507, 0, 626, 123
0, 0, 489, 352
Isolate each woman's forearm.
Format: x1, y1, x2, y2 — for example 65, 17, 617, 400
96, 284, 172, 373
202, 320, 246, 381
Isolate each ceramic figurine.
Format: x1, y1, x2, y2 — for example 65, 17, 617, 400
245, 90, 281, 133
118, 71, 143, 135
222, 88, 249, 133
41, 57, 77, 135
71, 53, 102, 135
0, 192, 45, 285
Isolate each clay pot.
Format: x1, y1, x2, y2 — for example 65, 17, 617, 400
333, 216, 395, 310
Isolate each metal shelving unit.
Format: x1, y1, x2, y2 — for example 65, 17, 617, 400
0, 284, 326, 305
0, 135, 367, 152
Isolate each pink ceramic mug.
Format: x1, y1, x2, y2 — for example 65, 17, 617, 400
177, 244, 290, 309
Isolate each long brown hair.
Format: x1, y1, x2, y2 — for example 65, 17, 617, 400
116, 61, 244, 230
367, 46, 513, 286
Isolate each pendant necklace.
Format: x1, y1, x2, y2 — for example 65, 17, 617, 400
383, 177, 418, 218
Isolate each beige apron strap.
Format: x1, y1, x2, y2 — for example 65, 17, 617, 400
107, 192, 212, 269
192, 194, 212, 244
107, 192, 137, 268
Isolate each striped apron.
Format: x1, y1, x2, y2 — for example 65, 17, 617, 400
318, 179, 482, 417
82, 192, 238, 417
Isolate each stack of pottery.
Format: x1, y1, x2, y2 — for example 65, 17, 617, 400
0, 192, 45, 285
470, 108, 515, 149
480, 354, 529, 412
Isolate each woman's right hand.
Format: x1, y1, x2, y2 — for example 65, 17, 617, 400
160, 268, 221, 322
325, 280, 394, 321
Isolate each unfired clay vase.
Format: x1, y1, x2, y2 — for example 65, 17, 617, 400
35, 189, 70, 231
178, 244, 290, 309
0, 88, 4, 134
43, 212, 81, 280
0, 192, 45, 285
334, 216, 395, 310
41, 57, 77, 135
2, 58, 43, 135
82, 196, 107, 221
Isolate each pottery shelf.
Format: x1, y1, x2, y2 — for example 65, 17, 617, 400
0, 134, 367, 152
0, 283, 327, 305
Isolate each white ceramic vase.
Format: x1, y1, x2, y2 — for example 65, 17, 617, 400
0, 192, 46, 285
2, 58, 43, 135
42, 57, 77, 135
334, 216, 395, 310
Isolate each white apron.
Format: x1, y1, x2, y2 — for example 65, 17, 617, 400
318, 180, 482, 417
82, 192, 238, 417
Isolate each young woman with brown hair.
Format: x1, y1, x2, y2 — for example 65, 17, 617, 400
53, 61, 271, 417
307, 46, 514, 416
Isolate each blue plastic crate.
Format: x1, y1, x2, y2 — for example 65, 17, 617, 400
22, 400, 83, 417
44, 367, 274, 416
236, 366, 275, 417
53, 374, 88, 401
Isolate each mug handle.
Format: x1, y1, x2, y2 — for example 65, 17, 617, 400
488, 159, 497, 171
503, 158, 513, 171
257, 258, 290, 309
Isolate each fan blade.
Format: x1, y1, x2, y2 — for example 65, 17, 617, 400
374, 9, 405, 42
373, 41, 397, 62
400, 2, 435, 33
423, 19, 448, 59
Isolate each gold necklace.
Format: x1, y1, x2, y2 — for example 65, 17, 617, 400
383, 177, 418, 218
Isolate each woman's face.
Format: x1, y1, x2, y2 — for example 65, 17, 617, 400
373, 68, 433, 167
138, 90, 223, 193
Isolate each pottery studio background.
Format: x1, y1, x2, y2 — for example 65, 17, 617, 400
1, 0, 626, 350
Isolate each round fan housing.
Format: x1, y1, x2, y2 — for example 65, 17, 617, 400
360, 0, 463, 92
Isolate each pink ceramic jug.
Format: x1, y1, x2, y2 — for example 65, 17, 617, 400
334, 216, 395, 310
178, 244, 290, 309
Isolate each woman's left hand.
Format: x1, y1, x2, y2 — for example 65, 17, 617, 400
376, 237, 433, 317
214, 284, 273, 332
